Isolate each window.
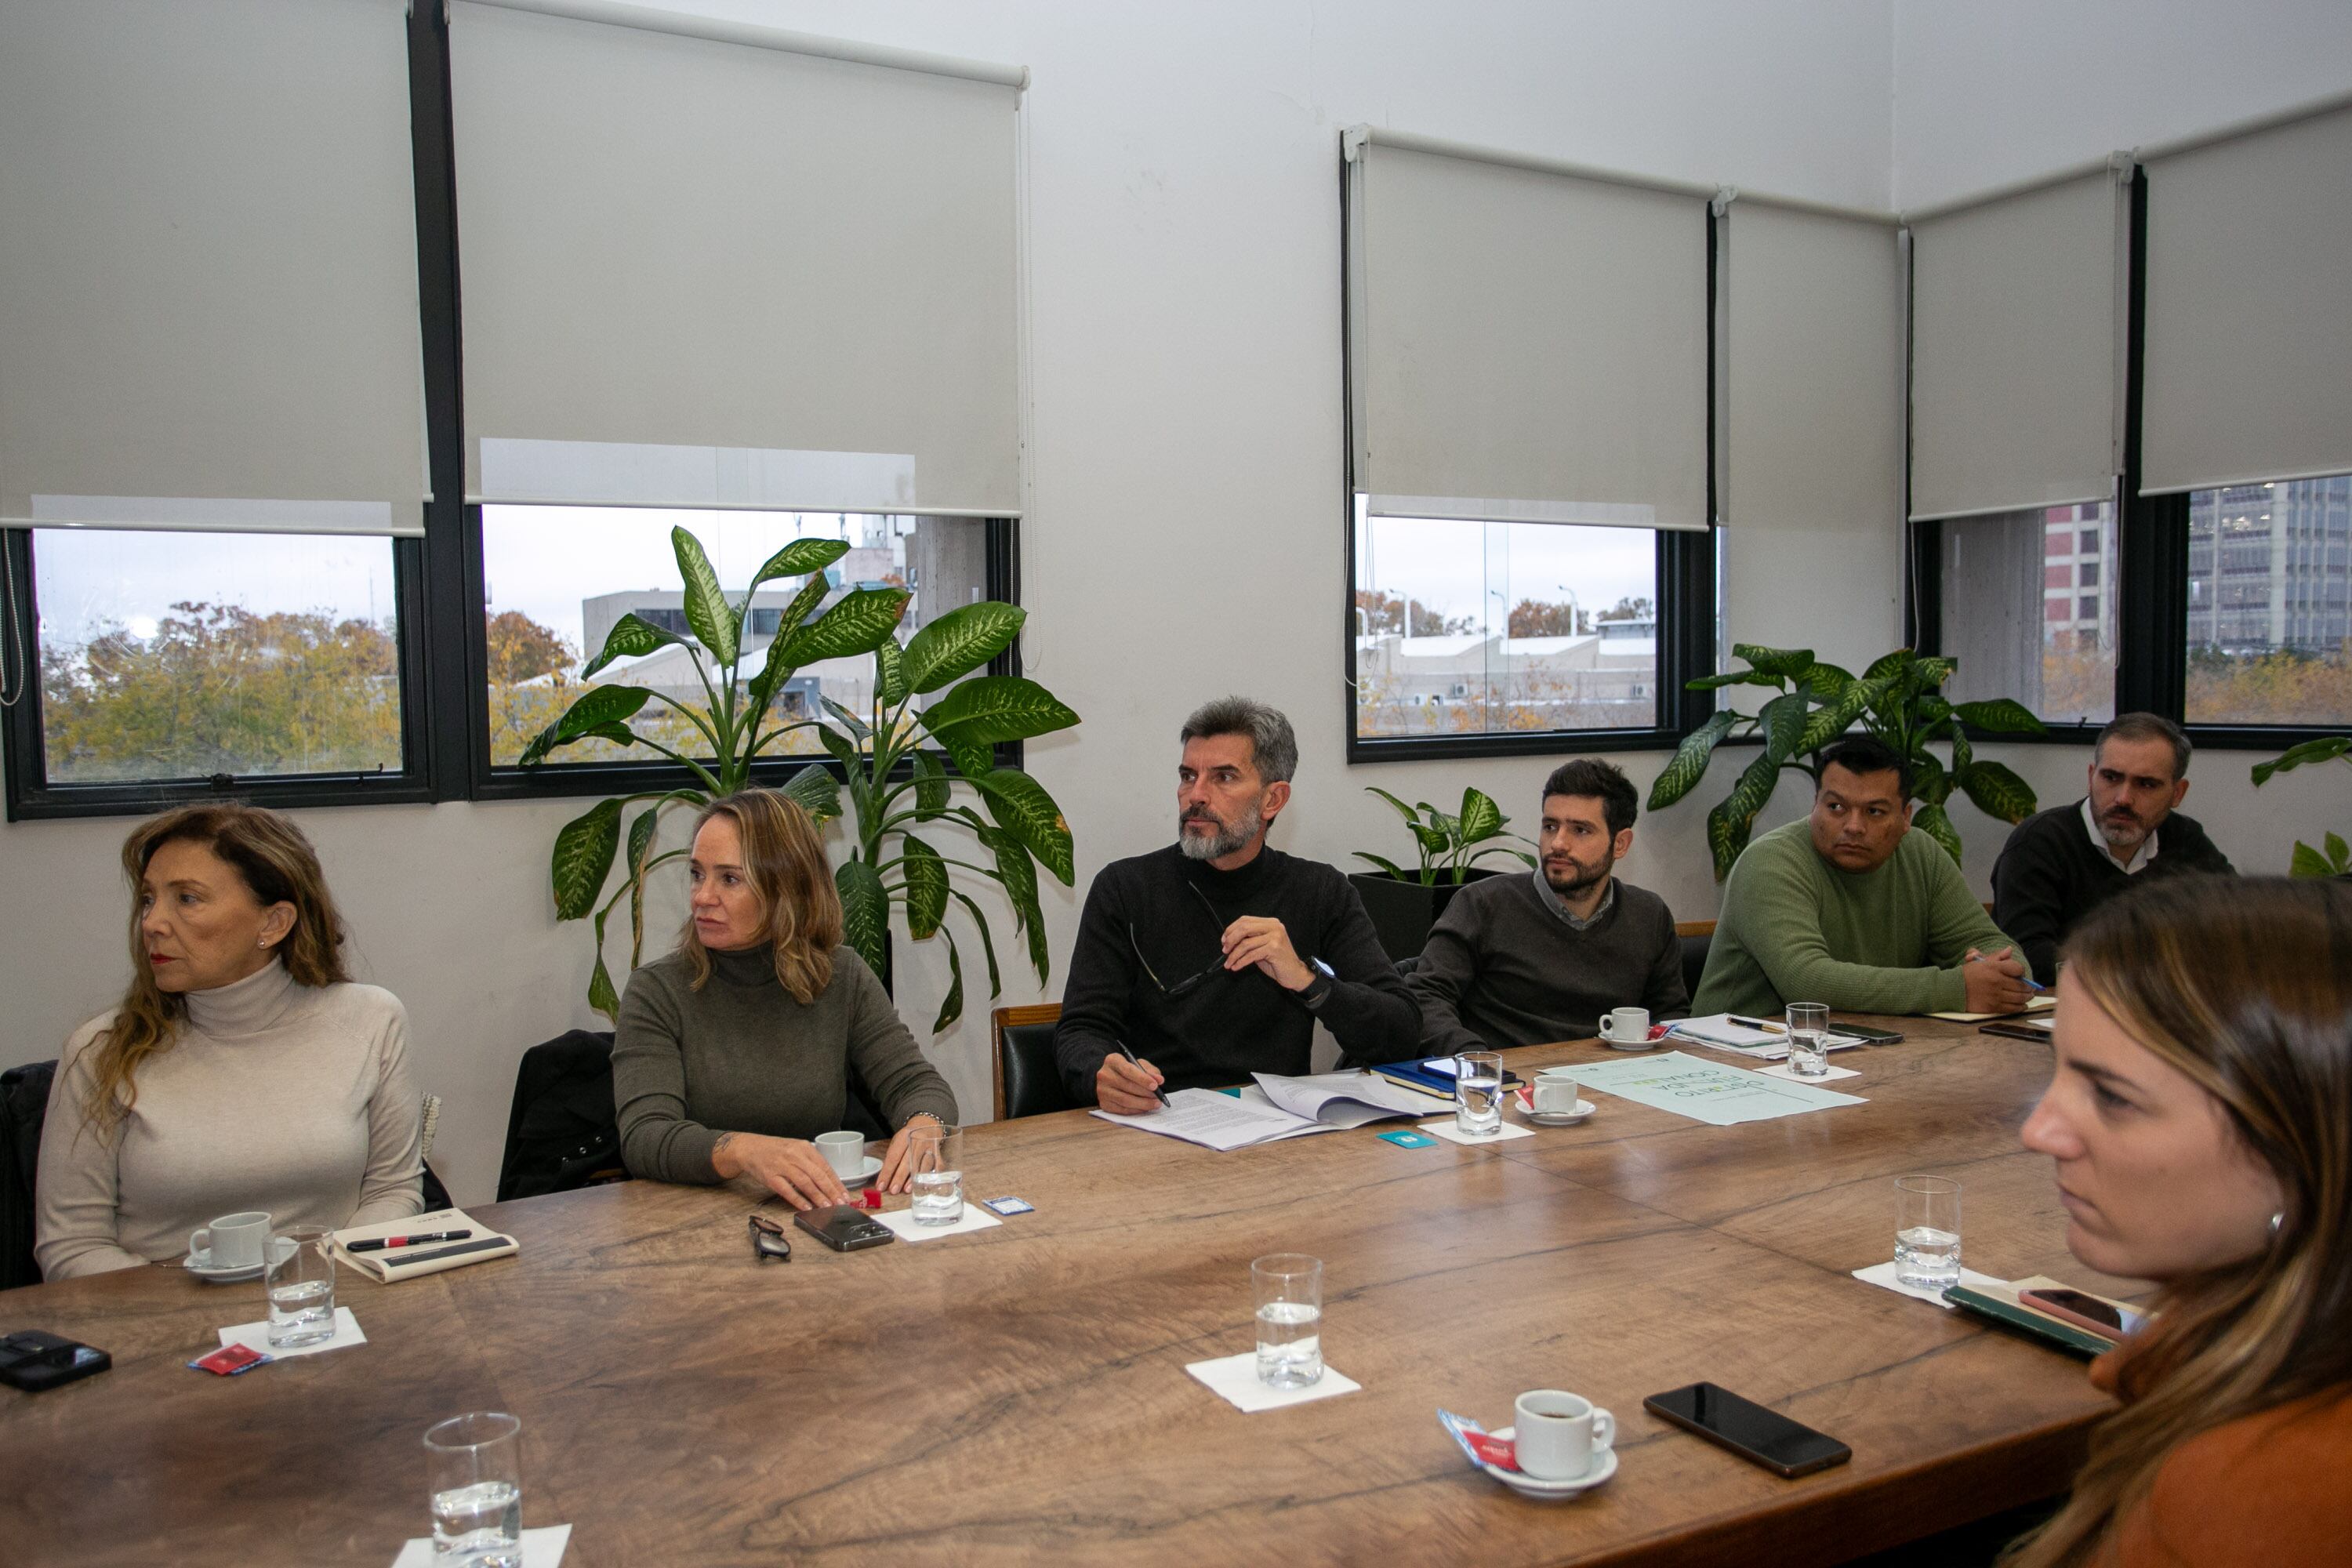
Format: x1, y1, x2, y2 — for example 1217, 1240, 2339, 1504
481, 509, 990, 769
1937, 500, 2118, 726
1352, 503, 1659, 741
2183, 475, 2352, 726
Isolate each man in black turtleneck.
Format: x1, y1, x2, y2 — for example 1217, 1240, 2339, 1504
1055, 697, 1421, 1109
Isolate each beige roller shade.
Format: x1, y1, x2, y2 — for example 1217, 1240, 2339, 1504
449, 2, 1022, 517
1908, 170, 2127, 522
0, 0, 426, 536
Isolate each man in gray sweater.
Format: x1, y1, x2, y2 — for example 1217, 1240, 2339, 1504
1409, 759, 1687, 1053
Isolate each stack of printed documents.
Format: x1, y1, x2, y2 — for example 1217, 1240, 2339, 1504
1091, 1072, 1436, 1150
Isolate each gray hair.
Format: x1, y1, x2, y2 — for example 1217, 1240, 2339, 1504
1179, 696, 1298, 786
2096, 712, 2191, 781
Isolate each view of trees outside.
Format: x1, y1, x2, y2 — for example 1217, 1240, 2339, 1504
1352, 509, 1657, 738
2184, 476, 2351, 726
35, 531, 404, 782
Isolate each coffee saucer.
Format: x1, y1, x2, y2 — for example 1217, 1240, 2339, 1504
183, 1236, 295, 1283
840, 1155, 885, 1188
1524, 1099, 1598, 1127
1479, 1428, 1618, 1499
1600, 1033, 1655, 1051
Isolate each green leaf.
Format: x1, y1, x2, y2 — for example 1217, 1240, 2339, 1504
1951, 698, 2046, 735
911, 750, 951, 818
916, 675, 1081, 746
966, 768, 1076, 884
1352, 851, 1413, 880
1758, 691, 1808, 767
1911, 750, 1948, 807
982, 826, 1051, 983
550, 798, 622, 921
821, 695, 872, 742
1686, 668, 1788, 691
937, 728, 996, 780
1914, 800, 1965, 866
1915, 695, 1952, 728
776, 761, 842, 822
836, 858, 889, 978
1797, 677, 1881, 753
744, 536, 849, 599
1456, 786, 1504, 846
816, 720, 860, 772
1726, 747, 1780, 823
587, 949, 619, 1022
671, 527, 739, 667
2326, 831, 2350, 872
1914, 655, 1957, 691
947, 888, 1004, 1000
1410, 822, 1450, 858
1648, 710, 1739, 810
1864, 649, 1917, 682
746, 571, 838, 711
1798, 662, 1857, 702
625, 804, 661, 882
876, 638, 909, 710
782, 587, 909, 666
1731, 644, 1817, 680
901, 834, 949, 939
902, 601, 1027, 694
581, 612, 683, 679
1950, 727, 1974, 777
1364, 786, 1422, 825
1705, 794, 1755, 882
518, 684, 654, 767
1957, 760, 2038, 823
931, 928, 966, 1033
2251, 735, 2350, 786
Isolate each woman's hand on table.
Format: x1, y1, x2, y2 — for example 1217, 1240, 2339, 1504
877, 1115, 946, 1194
710, 1131, 848, 1210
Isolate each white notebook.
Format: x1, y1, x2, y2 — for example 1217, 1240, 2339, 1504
330, 1207, 517, 1283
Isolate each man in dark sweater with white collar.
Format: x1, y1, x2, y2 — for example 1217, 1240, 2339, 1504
1410, 758, 1686, 1054
1056, 697, 1421, 1111
1992, 712, 2236, 985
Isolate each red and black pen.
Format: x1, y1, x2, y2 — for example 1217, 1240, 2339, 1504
347, 1230, 473, 1253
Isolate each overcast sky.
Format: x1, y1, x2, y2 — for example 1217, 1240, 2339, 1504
1355, 513, 1655, 628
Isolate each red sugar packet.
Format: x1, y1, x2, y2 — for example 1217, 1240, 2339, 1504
188, 1342, 271, 1376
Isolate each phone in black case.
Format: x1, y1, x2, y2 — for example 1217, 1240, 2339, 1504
0, 1330, 112, 1392
793, 1205, 896, 1252
1643, 1382, 1851, 1478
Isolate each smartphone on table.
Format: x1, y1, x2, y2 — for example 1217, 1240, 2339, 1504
793, 1205, 895, 1252
1644, 1382, 1851, 1479
2016, 1287, 2146, 1342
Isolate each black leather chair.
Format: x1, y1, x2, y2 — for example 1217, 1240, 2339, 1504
1677, 921, 1715, 1002
498, 1030, 630, 1202
1, 1060, 57, 1291
993, 1005, 1075, 1120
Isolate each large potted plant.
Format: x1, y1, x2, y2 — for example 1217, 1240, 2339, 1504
1647, 645, 2047, 879
520, 524, 1078, 1029
2251, 735, 2351, 877
1348, 785, 1534, 964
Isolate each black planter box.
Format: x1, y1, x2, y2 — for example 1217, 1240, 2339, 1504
1348, 867, 1504, 966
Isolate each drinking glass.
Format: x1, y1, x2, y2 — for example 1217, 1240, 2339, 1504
1251, 1253, 1323, 1388
424, 1411, 523, 1567
1785, 1002, 1831, 1078
1454, 1051, 1503, 1137
906, 1123, 964, 1226
264, 1224, 337, 1348
1894, 1175, 1963, 1290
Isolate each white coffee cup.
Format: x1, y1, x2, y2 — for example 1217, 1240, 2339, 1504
1513, 1388, 1615, 1481
815, 1131, 866, 1178
189, 1210, 270, 1270
1532, 1067, 1581, 1114
1601, 1007, 1650, 1044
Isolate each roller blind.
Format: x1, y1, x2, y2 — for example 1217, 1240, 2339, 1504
1908, 170, 2127, 522
449, 2, 1022, 517
0, 0, 426, 536
1345, 136, 1708, 531
2141, 106, 2352, 495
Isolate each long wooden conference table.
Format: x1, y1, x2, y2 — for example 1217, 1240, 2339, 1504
0, 1017, 2137, 1566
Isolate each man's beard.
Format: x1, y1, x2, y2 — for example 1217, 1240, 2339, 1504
1178, 799, 1264, 861
2097, 808, 2151, 851
1543, 856, 1609, 897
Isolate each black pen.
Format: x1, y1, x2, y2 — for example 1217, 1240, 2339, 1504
1113, 1042, 1171, 1106
347, 1230, 473, 1252
1729, 1016, 1788, 1033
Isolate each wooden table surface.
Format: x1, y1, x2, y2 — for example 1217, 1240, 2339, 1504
0, 1018, 2139, 1567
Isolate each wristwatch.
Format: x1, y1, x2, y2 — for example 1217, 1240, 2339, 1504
1299, 956, 1338, 1011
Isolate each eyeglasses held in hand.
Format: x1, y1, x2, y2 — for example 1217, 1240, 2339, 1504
748, 1212, 793, 1263
1129, 882, 1234, 998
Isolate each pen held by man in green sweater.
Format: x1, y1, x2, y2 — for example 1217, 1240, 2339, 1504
1691, 738, 2036, 1019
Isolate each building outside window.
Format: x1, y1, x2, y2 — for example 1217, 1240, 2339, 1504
1940, 499, 2118, 726
2184, 474, 2352, 725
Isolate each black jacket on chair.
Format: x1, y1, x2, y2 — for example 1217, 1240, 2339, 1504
2, 1060, 58, 1291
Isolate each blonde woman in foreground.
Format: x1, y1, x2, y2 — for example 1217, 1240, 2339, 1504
2009, 874, 2350, 1566
36, 805, 422, 1279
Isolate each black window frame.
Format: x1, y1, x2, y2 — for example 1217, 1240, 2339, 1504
1910, 166, 2347, 753
1, 2, 1022, 821
1338, 150, 1719, 767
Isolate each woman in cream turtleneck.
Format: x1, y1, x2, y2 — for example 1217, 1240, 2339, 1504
35, 805, 422, 1280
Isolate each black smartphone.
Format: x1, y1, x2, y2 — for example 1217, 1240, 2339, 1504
0, 1330, 112, 1393
1643, 1382, 1851, 1479
793, 1205, 896, 1252
1833, 1025, 1904, 1044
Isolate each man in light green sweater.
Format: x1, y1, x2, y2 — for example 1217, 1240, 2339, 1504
1693, 736, 2038, 1018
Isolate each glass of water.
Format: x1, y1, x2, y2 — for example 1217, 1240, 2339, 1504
424, 1411, 523, 1567
1251, 1253, 1323, 1388
1894, 1174, 1964, 1290
265, 1224, 337, 1348
906, 1122, 964, 1226
1785, 1002, 1831, 1078
1454, 1051, 1503, 1137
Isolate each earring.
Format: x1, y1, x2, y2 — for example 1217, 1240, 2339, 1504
2270, 1211, 2285, 1239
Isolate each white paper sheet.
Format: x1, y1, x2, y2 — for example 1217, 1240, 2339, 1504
1251, 1071, 1438, 1127
1570, 1051, 1867, 1126
1091, 1087, 1338, 1150
1185, 1351, 1362, 1412
1754, 1061, 1861, 1083
1850, 1261, 2009, 1309
217, 1306, 365, 1359
1416, 1116, 1537, 1146
869, 1205, 1004, 1243
391, 1524, 571, 1567
1668, 1014, 1871, 1061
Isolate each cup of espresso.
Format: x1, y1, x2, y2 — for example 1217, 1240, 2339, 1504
189, 1210, 271, 1271
1601, 1007, 1650, 1046
815, 1131, 866, 1178
1531, 1067, 1581, 1115
1514, 1389, 1615, 1481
